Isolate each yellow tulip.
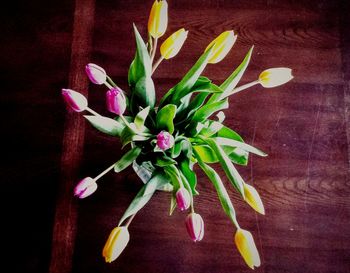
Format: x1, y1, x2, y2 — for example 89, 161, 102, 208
148, 0, 168, 38
234, 229, 261, 269
160, 28, 188, 59
102, 226, 130, 263
243, 183, 265, 215
259, 67, 293, 88
205, 30, 237, 64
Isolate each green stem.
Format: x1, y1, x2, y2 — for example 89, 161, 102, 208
94, 163, 116, 181
152, 56, 164, 74
105, 81, 113, 90
150, 38, 158, 63
106, 75, 118, 87
125, 214, 136, 228
86, 107, 101, 116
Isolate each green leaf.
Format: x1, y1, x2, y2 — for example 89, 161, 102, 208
171, 137, 192, 159
134, 106, 150, 130
179, 159, 198, 195
159, 46, 214, 107
131, 76, 156, 113
214, 137, 267, 157
193, 145, 218, 163
164, 165, 181, 190
216, 126, 244, 142
226, 147, 249, 166
169, 192, 177, 216
200, 121, 224, 137
118, 171, 169, 226
84, 115, 124, 137
155, 155, 177, 167
114, 147, 142, 172
156, 104, 177, 134
120, 124, 150, 147
204, 138, 245, 198
208, 46, 254, 104
197, 159, 238, 226
128, 24, 152, 87
192, 98, 229, 123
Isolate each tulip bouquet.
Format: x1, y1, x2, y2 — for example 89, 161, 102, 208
62, 0, 293, 269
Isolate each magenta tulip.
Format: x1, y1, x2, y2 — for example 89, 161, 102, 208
106, 87, 126, 115
156, 131, 174, 150
185, 213, 204, 242
61, 89, 88, 112
74, 177, 98, 198
176, 187, 191, 211
85, 63, 107, 85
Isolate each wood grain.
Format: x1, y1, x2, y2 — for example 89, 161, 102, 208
3, 0, 350, 273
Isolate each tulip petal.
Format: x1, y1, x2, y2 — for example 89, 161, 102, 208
235, 229, 261, 269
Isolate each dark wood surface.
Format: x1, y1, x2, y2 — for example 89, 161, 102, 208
3, 1, 350, 273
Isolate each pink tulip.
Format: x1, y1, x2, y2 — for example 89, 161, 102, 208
176, 187, 191, 211
106, 87, 126, 115
185, 213, 204, 242
74, 177, 97, 198
85, 63, 107, 85
61, 89, 88, 112
156, 131, 174, 150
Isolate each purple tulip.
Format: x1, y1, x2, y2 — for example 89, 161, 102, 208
74, 177, 98, 198
62, 89, 88, 112
156, 131, 174, 150
106, 87, 126, 115
176, 187, 191, 211
85, 63, 107, 85
185, 213, 204, 242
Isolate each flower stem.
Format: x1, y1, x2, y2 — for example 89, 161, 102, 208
86, 107, 101, 116
106, 76, 117, 88
125, 214, 136, 228
105, 81, 114, 90
150, 38, 158, 63
228, 80, 259, 96
94, 163, 116, 181
152, 56, 164, 74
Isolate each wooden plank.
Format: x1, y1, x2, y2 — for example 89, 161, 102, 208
48, 1, 95, 273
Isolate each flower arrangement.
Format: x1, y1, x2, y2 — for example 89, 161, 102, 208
62, 0, 293, 269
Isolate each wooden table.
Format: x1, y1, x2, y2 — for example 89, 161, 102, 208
4, 0, 349, 272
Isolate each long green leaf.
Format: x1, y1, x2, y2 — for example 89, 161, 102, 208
197, 159, 238, 226
204, 138, 245, 198
134, 106, 150, 130
128, 24, 152, 86
118, 171, 169, 226
179, 159, 198, 195
84, 115, 124, 137
193, 145, 218, 163
159, 46, 214, 107
114, 147, 142, 172
192, 98, 229, 122
208, 46, 254, 104
214, 137, 267, 157
156, 104, 177, 134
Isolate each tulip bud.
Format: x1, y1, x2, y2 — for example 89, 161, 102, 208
74, 177, 97, 198
234, 229, 261, 269
61, 89, 88, 112
106, 87, 127, 115
156, 131, 174, 150
85, 63, 107, 85
185, 213, 204, 242
160, 28, 188, 59
243, 183, 265, 215
176, 187, 191, 211
259, 68, 293, 88
148, 0, 168, 38
102, 226, 130, 263
205, 30, 237, 64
